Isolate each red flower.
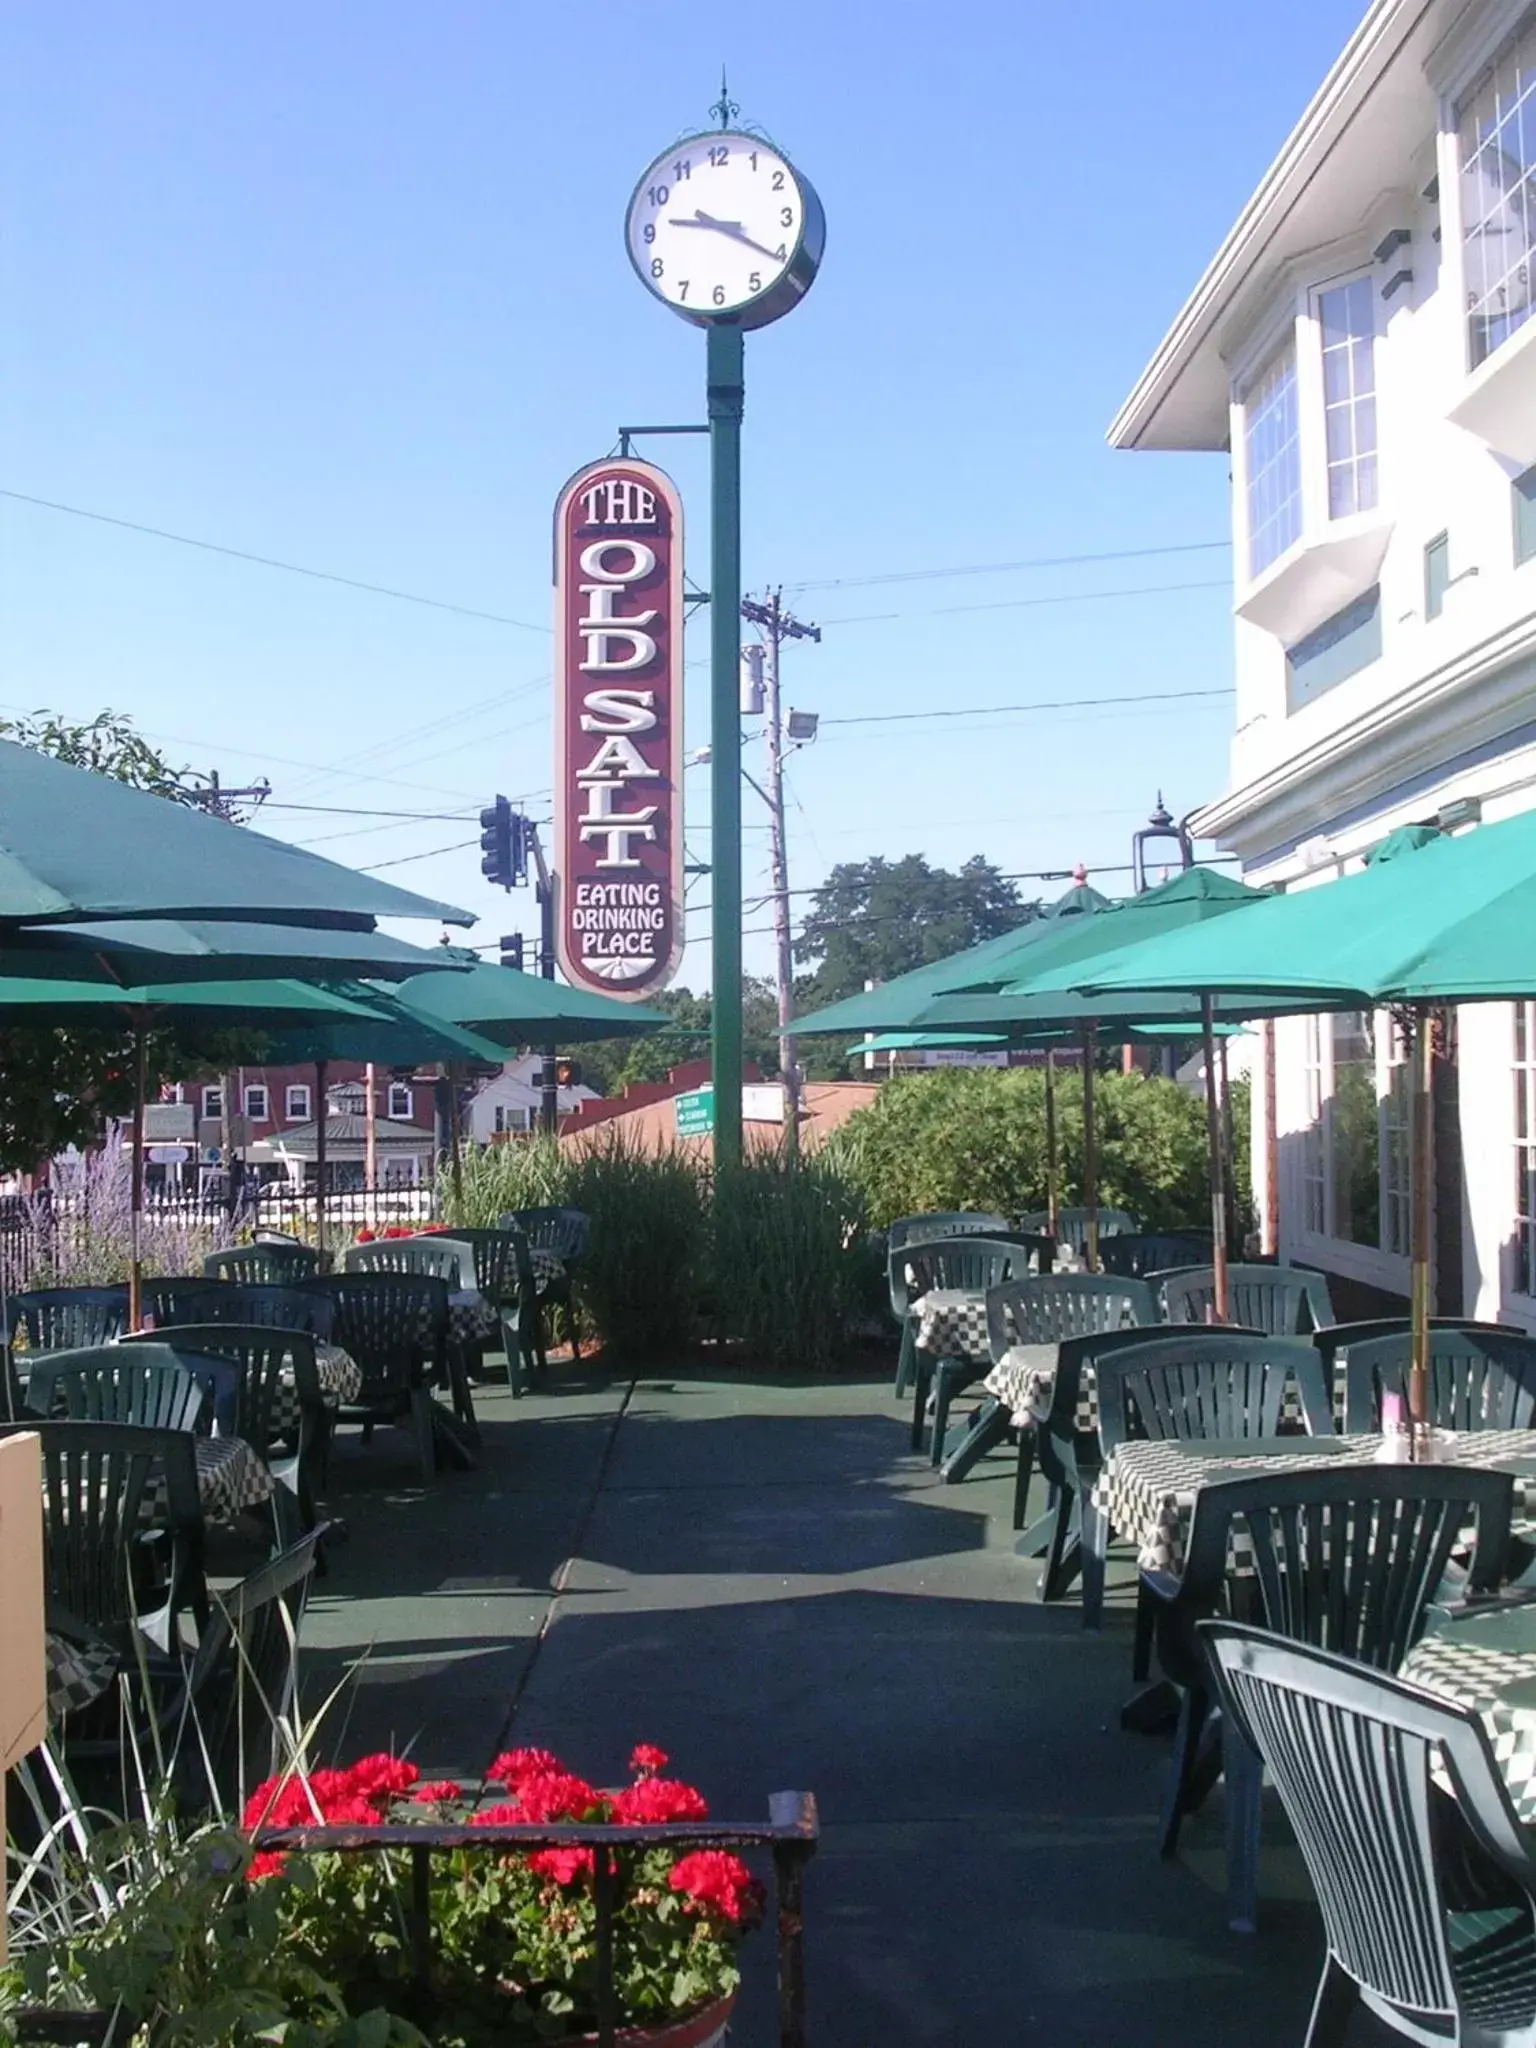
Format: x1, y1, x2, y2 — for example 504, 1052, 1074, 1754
317, 1793, 387, 1828
468, 1802, 524, 1828
528, 1845, 596, 1885
512, 1771, 607, 1824
412, 1780, 462, 1804
610, 1778, 709, 1826
629, 1744, 669, 1778
489, 1746, 565, 1787
356, 1228, 376, 1243
347, 1754, 420, 1800
247, 1850, 286, 1883
669, 1850, 763, 1926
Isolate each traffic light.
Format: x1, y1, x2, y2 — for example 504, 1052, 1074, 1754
510, 811, 533, 887
555, 1058, 583, 1088
500, 933, 524, 973
479, 796, 512, 887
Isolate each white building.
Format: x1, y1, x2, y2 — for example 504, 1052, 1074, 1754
1118, 0, 1536, 1321
464, 1055, 597, 1142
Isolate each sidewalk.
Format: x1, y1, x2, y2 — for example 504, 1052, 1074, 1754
302, 1367, 1357, 2047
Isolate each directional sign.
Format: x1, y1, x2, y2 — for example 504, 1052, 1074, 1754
674, 1087, 715, 1139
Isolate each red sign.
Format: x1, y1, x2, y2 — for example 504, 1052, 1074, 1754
553, 458, 685, 1000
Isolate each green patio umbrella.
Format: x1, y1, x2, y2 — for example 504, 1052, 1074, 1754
0, 973, 440, 1323
384, 960, 670, 1045
793, 869, 1268, 1272
0, 739, 471, 931
0, 921, 477, 985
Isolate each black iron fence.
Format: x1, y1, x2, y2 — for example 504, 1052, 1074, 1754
251, 1794, 819, 2048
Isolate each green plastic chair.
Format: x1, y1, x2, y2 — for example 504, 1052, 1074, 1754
24, 1345, 206, 1434
0, 1418, 207, 1655
902, 1237, 1042, 1460
1159, 1262, 1334, 1333
6, 1286, 129, 1359
1156, 1466, 1513, 1933
122, 1323, 325, 1538
302, 1273, 450, 1485
887, 1216, 1024, 1400
1017, 1207, 1138, 1257
1342, 1326, 1536, 1435
421, 1227, 544, 1392
1097, 1232, 1213, 1280
172, 1283, 335, 1340
499, 1207, 589, 1361
203, 1244, 320, 1287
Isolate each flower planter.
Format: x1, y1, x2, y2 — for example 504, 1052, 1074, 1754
574, 1992, 735, 2047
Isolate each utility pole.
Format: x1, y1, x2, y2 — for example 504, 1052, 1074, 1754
740, 590, 820, 1159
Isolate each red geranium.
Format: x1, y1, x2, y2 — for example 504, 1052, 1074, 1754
609, 1777, 709, 1825
412, 1780, 462, 1804
629, 1743, 668, 1777
347, 1755, 420, 1800
247, 1849, 286, 1883
527, 1845, 596, 1885
356, 1228, 376, 1243
669, 1850, 763, 1926
511, 1771, 607, 1824
489, 1746, 565, 1786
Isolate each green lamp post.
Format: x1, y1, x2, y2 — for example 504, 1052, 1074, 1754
623, 83, 826, 1165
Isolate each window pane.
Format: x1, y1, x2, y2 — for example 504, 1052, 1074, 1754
1245, 343, 1302, 575
1319, 279, 1378, 519
1461, 16, 1536, 368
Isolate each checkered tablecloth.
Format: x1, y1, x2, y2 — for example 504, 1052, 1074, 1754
910, 1289, 995, 1367
992, 1352, 1347, 1436
529, 1248, 564, 1294
267, 1342, 362, 1436
46, 1631, 120, 1723
187, 1434, 275, 1524
1093, 1430, 1536, 1580
1401, 1612, 1536, 1823
447, 1288, 500, 1348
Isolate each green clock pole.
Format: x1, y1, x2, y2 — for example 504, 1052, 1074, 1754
708, 320, 745, 1169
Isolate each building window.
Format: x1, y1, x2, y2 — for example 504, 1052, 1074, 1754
1285, 587, 1382, 710
285, 1084, 311, 1122
388, 1083, 413, 1120
1460, 15, 1536, 369
1301, 1016, 1326, 1236
1317, 277, 1378, 517
1425, 532, 1451, 619
1244, 342, 1303, 576
1515, 467, 1536, 562
201, 1085, 223, 1120
1379, 1018, 1413, 1259
243, 1084, 269, 1123
1516, 1003, 1536, 1295
332, 1083, 365, 1117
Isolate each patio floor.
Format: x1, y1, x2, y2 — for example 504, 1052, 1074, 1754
301, 1364, 1391, 2048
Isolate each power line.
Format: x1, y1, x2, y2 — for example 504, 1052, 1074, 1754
355, 837, 480, 872
820, 686, 1233, 729
0, 488, 550, 634
785, 539, 1230, 594
818, 577, 1232, 628
260, 801, 478, 821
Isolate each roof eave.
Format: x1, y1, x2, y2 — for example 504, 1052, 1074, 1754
1109, 0, 1431, 453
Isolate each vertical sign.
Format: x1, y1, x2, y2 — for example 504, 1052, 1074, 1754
553, 457, 685, 999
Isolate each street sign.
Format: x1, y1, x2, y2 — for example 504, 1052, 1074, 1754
143, 1102, 195, 1143
674, 1087, 715, 1138
553, 457, 685, 1002
742, 1083, 785, 1123
147, 1145, 190, 1165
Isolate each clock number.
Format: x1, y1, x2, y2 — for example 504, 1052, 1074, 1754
780, 206, 795, 227
674, 157, 692, 181
643, 223, 655, 245
772, 170, 785, 191
749, 151, 758, 170
647, 183, 669, 207
775, 244, 787, 260
677, 280, 690, 302
708, 144, 729, 168
650, 257, 664, 279
749, 271, 762, 293
712, 283, 726, 305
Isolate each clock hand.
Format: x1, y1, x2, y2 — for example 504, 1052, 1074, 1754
666, 210, 745, 231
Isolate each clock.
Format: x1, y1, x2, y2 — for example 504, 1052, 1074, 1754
625, 130, 825, 330
1463, 147, 1534, 317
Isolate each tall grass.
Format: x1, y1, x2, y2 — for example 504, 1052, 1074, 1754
438, 1134, 574, 1227
709, 1153, 867, 1373
566, 1128, 706, 1360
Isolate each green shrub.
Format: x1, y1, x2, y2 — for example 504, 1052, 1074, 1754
438, 1135, 575, 1226
833, 1065, 1214, 1232
565, 1128, 707, 1360
709, 1152, 867, 1372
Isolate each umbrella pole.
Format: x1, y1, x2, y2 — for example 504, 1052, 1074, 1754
129, 1020, 147, 1332
1044, 1049, 1060, 1242
315, 1060, 328, 1272
1081, 1022, 1099, 1272
1201, 995, 1230, 1323
1409, 1004, 1434, 1451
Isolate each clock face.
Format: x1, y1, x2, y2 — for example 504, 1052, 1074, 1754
1464, 149, 1534, 316
625, 131, 822, 328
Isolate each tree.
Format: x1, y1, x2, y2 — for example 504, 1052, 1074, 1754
0, 711, 266, 1173
577, 978, 783, 1097
794, 855, 1036, 1011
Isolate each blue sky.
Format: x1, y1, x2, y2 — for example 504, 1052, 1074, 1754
0, 0, 1366, 985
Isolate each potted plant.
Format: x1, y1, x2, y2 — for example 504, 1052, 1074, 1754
244, 1742, 765, 2045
